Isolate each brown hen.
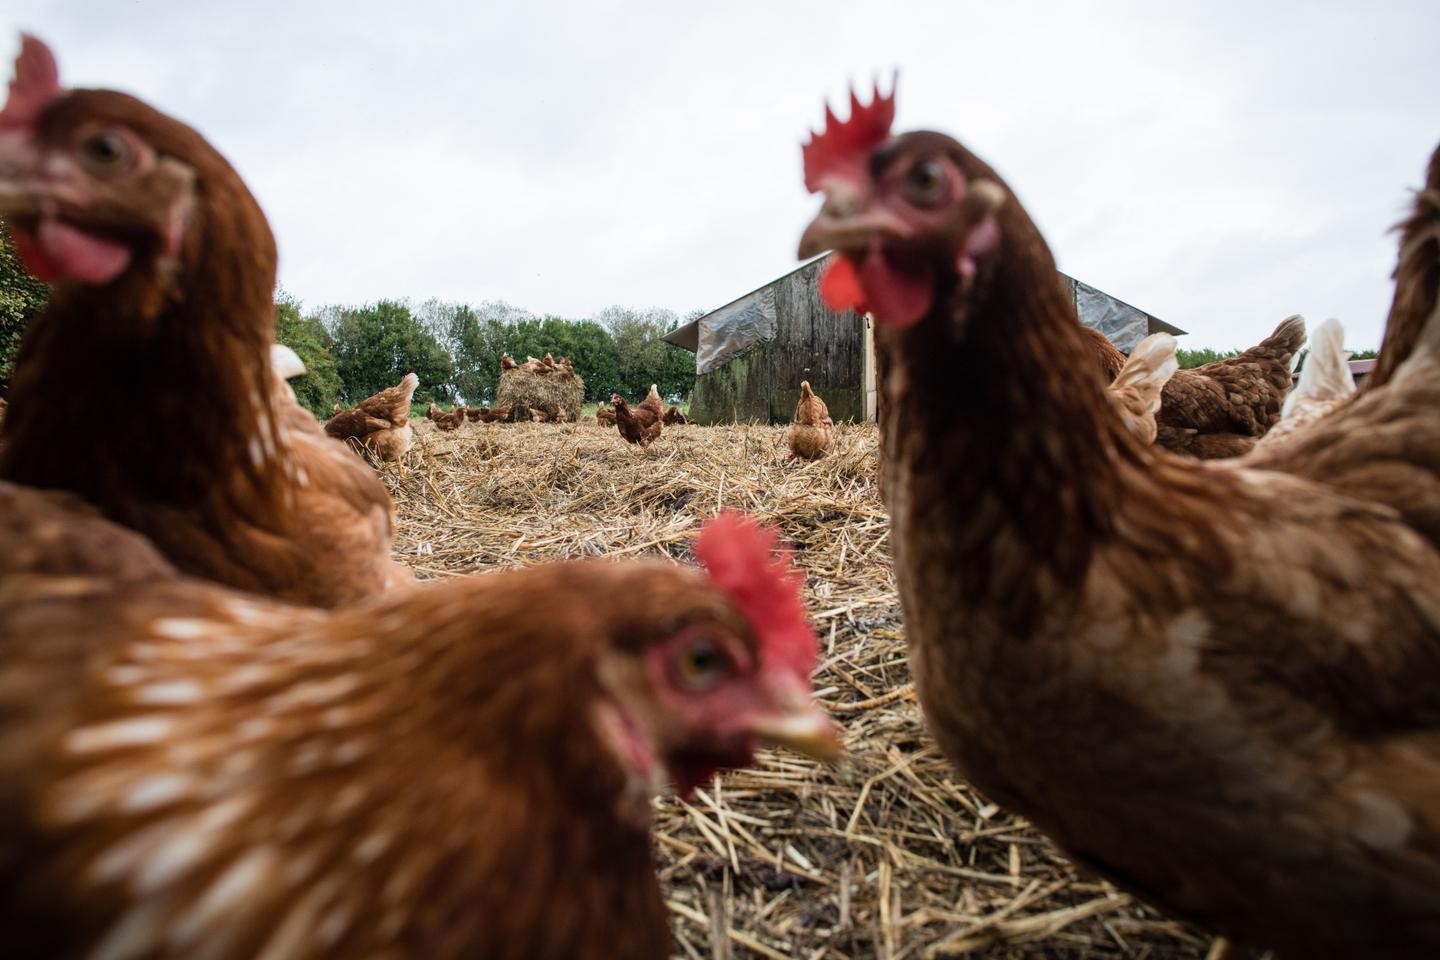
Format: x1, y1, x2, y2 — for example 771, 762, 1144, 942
324, 372, 418, 461
0, 493, 840, 960
799, 85, 1440, 957
1086, 316, 1307, 458
787, 381, 835, 460
611, 393, 662, 447
0, 36, 400, 608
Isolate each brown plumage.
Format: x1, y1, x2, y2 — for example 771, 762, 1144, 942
1087, 316, 1307, 458
611, 394, 662, 447
1252, 318, 1355, 452
324, 372, 418, 461
800, 99, 1440, 956
787, 381, 835, 460
0, 487, 839, 960
426, 405, 466, 431
501, 353, 518, 371
662, 405, 688, 426
465, 405, 510, 423
639, 384, 664, 420
0, 36, 399, 608
595, 401, 617, 426
1366, 146, 1440, 391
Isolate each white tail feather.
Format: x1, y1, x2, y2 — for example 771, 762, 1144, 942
270, 344, 307, 380
1115, 333, 1179, 416
1282, 318, 1353, 418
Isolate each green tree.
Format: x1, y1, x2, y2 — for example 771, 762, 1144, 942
329, 300, 454, 405
596, 306, 694, 402
273, 293, 342, 418
1176, 347, 1239, 369
0, 223, 49, 395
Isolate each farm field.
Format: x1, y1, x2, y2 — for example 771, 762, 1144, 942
384, 418, 1213, 960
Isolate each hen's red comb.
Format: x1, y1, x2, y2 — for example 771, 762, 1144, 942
695, 511, 817, 681
802, 76, 897, 194
0, 34, 62, 131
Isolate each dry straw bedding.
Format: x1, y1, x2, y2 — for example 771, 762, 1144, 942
383, 418, 1215, 960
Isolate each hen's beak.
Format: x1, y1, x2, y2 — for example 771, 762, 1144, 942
797, 183, 911, 260
750, 705, 843, 762
748, 675, 843, 762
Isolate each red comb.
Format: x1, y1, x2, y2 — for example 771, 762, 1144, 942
802, 76, 897, 194
694, 511, 817, 681
0, 34, 61, 131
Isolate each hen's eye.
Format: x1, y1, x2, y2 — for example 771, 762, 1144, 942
675, 638, 732, 691
903, 159, 948, 206
78, 132, 132, 173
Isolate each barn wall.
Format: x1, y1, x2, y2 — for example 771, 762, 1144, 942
766, 262, 865, 423
689, 344, 772, 425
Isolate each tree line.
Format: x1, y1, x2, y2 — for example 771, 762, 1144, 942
3, 228, 1381, 413
2, 228, 699, 418
278, 296, 700, 418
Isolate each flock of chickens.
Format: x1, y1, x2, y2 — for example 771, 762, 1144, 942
0, 32, 1436, 960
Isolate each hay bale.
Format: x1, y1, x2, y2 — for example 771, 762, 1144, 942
496, 364, 584, 423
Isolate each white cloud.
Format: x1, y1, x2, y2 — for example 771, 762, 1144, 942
4, 0, 1437, 347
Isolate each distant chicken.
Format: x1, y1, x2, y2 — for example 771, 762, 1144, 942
1086, 317, 1307, 458
787, 381, 835, 460
0, 36, 402, 608
501, 353, 518, 371
596, 401, 618, 426
611, 393, 662, 447
639, 383, 665, 420
1106, 333, 1180, 445
559, 356, 577, 379
426, 404, 466, 431
1253, 318, 1355, 450
663, 405, 689, 426
477, 405, 512, 423
0, 491, 840, 960
798, 83, 1440, 957
324, 372, 419, 462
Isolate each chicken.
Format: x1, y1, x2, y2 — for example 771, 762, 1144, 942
559, 356, 577, 378
324, 372, 418, 462
1106, 333, 1180, 445
0, 36, 400, 609
596, 401, 617, 426
426, 404, 466, 431
1085, 316, 1307, 458
639, 383, 664, 420
662, 405, 689, 426
787, 381, 835, 460
798, 84, 1440, 956
0, 491, 840, 959
543, 352, 558, 372
501, 353, 518, 371
611, 393, 662, 447
481, 405, 512, 423
1365, 145, 1440, 393
1251, 318, 1354, 451
532, 408, 553, 423
465, 406, 483, 421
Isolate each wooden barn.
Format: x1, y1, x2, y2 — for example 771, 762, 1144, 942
663, 257, 1186, 425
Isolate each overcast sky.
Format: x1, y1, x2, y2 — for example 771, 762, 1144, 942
5, 1, 1438, 348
